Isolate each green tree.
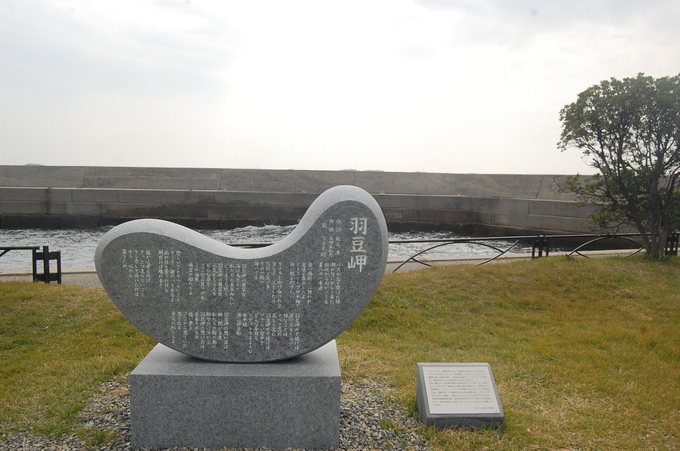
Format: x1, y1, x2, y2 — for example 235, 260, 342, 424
558, 73, 680, 259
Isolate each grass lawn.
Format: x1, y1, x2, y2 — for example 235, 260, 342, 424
0, 283, 154, 438
1, 256, 679, 450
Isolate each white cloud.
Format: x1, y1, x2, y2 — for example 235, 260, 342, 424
1, 0, 678, 174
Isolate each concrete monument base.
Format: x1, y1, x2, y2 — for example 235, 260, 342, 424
129, 341, 341, 449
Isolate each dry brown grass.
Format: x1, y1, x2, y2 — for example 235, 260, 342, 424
1, 256, 678, 449
338, 256, 680, 450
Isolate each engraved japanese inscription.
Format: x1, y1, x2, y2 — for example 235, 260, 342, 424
422, 365, 501, 415
416, 362, 505, 429
95, 185, 388, 362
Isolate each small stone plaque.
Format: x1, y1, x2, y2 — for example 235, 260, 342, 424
416, 363, 504, 429
95, 185, 388, 362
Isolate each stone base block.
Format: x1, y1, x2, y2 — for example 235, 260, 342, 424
129, 341, 340, 449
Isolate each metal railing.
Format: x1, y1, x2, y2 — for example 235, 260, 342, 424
389, 236, 528, 271
231, 232, 676, 272
389, 232, 678, 272
0, 245, 62, 283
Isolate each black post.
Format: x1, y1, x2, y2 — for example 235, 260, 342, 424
55, 250, 62, 284
30, 245, 61, 283
532, 235, 547, 258
666, 232, 679, 256
42, 245, 50, 283
32, 248, 39, 282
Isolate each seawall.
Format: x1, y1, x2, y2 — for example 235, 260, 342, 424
0, 166, 595, 234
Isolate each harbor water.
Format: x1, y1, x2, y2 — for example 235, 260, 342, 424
0, 225, 532, 271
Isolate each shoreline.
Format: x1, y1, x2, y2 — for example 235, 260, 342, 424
0, 250, 636, 288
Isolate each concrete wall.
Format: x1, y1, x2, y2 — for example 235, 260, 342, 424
0, 166, 578, 198
0, 166, 594, 234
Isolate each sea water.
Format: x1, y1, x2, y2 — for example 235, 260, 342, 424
0, 225, 531, 271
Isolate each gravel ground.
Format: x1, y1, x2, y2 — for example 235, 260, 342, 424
0, 377, 430, 451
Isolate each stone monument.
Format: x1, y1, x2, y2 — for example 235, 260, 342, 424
416, 362, 504, 429
95, 185, 389, 449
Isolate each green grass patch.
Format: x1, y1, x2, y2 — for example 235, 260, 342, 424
338, 256, 680, 450
0, 283, 154, 437
1, 256, 679, 450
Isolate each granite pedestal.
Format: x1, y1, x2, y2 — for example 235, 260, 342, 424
130, 341, 341, 449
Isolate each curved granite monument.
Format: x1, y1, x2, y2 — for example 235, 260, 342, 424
95, 185, 388, 362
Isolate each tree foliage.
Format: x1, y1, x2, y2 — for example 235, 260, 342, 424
558, 73, 680, 259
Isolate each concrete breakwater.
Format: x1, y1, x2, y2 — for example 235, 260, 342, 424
0, 166, 595, 234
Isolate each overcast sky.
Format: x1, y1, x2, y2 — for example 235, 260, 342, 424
1, 0, 678, 174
